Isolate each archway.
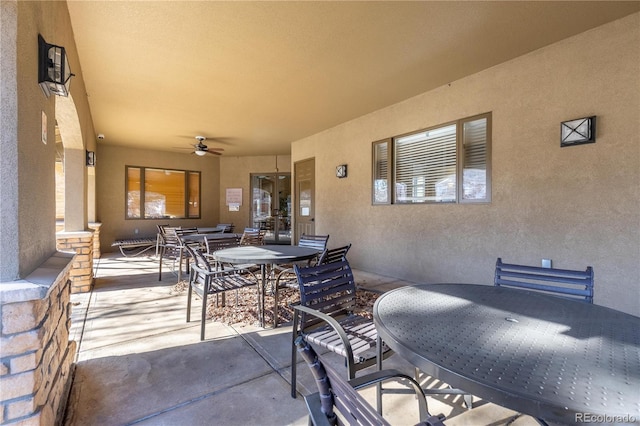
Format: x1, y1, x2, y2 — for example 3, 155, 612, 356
55, 93, 90, 231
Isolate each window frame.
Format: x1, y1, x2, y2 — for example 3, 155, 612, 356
125, 165, 202, 220
371, 112, 491, 205
371, 138, 392, 205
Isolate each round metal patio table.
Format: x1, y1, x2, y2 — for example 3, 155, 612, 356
212, 245, 320, 327
373, 284, 640, 425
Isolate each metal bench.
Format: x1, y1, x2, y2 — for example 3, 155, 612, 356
111, 237, 157, 257
495, 257, 594, 303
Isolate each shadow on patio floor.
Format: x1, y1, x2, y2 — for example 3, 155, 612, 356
63, 253, 537, 426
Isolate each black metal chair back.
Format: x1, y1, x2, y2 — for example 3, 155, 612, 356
204, 235, 240, 254
298, 233, 330, 251
297, 259, 356, 328
240, 229, 265, 246
318, 244, 351, 265
216, 223, 235, 233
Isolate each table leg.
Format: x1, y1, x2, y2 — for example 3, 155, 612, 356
177, 246, 183, 282
376, 336, 383, 414
259, 264, 266, 328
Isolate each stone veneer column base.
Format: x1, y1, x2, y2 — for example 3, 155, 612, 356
0, 251, 77, 425
88, 223, 102, 260
56, 231, 94, 294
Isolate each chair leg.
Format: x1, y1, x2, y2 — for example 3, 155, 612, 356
291, 312, 300, 398
186, 284, 192, 323
273, 283, 279, 328
200, 291, 208, 341
377, 337, 384, 414
158, 247, 164, 281
463, 394, 473, 409
178, 247, 184, 282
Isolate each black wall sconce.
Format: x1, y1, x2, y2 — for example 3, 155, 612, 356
38, 34, 74, 97
561, 116, 596, 147
336, 164, 347, 178
86, 151, 96, 167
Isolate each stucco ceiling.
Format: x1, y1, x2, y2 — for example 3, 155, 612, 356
67, 1, 639, 157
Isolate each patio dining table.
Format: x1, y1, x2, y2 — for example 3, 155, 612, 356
373, 283, 640, 425
212, 244, 320, 327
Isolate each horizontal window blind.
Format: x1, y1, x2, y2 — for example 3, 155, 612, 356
373, 141, 390, 204
462, 118, 488, 200
463, 118, 486, 169
395, 125, 456, 203
371, 112, 490, 205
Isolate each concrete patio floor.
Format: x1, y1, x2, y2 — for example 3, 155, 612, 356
62, 253, 540, 426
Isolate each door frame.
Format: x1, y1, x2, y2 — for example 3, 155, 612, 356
250, 172, 291, 244
293, 157, 315, 243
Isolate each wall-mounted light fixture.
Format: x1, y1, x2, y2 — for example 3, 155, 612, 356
86, 151, 96, 167
336, 164, 347, 178
561, 116, 596, 147
38, 34, 74, 97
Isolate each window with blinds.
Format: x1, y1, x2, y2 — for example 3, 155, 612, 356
461, 116, 490, 201
371, 112, 491, 205
126, 166, 201, 219
372, 140, 391, 204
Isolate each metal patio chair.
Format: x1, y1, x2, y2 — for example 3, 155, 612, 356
295, 337, 446, 426
271, 234, 330, 327
290, 259, 394, 398
157, 227, 185, 281
183, 244, 258, 340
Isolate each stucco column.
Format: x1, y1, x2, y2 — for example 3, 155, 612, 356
63, 147, 88, 231
0, 0, 19, 281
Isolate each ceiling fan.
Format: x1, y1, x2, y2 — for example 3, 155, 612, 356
178, 136, 224, 156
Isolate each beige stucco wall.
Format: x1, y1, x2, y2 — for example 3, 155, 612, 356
291, 13, 640, 316
218, 155, 291, 230
96, 145, 221, 249
96, 151, 291, 248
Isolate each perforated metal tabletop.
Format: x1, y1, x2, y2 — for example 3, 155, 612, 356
213, 245, 320, 327
373, 284, 640, 425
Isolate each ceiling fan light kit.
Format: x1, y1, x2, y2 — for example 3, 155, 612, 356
174, 135, 224, 156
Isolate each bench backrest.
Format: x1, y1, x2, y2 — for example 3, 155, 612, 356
494, 258, 594, 303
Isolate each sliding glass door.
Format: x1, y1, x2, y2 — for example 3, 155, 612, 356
251, 173, 291, 244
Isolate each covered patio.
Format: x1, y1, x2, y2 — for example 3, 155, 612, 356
63, 253, 537, 426
1, 1, 638, 425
